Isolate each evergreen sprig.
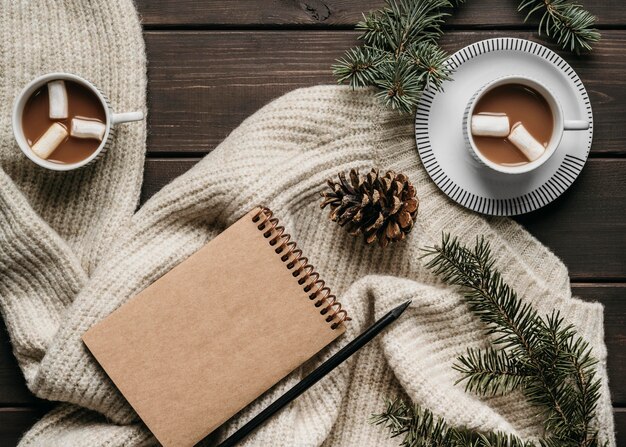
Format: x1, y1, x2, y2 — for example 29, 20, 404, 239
334, 0, 599, 114
372, 399, 534, 447
373, 234, 604, 447
519, 0, 600, 53
332, 0, 455, 114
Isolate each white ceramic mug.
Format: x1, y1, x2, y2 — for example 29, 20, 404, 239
12, 72, 144, 171
463, 75, 589, 175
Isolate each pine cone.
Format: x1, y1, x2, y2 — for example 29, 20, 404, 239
320, 168, 419, 248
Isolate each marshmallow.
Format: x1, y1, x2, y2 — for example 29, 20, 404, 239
507, 123, 545, 162
31, 123, 68, 159
71, 118, 106, 141
471, 113, 510, 137
47, 80, 68, 119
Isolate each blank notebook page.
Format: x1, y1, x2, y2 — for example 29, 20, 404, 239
83, 207, 346, 447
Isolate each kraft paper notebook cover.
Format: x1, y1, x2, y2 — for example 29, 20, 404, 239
82, 207, 348, 447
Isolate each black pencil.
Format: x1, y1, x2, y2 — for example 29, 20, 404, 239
215, 300, 412, 447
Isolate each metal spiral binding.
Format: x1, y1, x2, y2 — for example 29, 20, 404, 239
252, 207, 350, 330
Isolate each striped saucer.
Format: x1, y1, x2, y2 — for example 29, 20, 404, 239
415, 37, 593, 216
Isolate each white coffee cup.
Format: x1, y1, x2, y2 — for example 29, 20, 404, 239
463, 75, 589, 175
12, 72, 144, 171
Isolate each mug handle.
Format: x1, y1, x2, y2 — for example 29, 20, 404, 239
111, 111, 144, 125
564, 120, 589, 131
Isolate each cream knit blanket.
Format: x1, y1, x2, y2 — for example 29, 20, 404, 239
0, 1, 615, 446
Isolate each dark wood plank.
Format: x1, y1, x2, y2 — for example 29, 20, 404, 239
0, 326, 39, 405
0, 402, 623, 446
137, 159, 622, 394
0, 268, 624, 407
139, 159, 626, 280
572, 284, 626, 405
1, 160, 623, 402
141, 159, 626, 385
0, 282, 622, 440
514, 159, 626, 281
136, 0, 626, 27
0, 407, 50, 447
140, 158, 198, 202
145, 30, 626, 155
616, 408, 626, 444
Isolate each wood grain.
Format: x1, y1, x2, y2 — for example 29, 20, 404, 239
0, 328, 38, 405
145, 30, 626, 155
140, 158, 626, 280
0, 406, 623, 447
2, 2, 624, 444
617, 408, 626, 445
135, 0, 626, 27
0, 407, 51, 447
139, 164, 626, 281
138, 156, 626, 279
572, 284, 626, 405
0, 282, 623, 445
1, 159, 624, 406
514, 159, 626, 280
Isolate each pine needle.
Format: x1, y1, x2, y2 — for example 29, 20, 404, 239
332, 0, 455, 113
371, 234, 605, 447
519, 0, 600, 53
333, 0, 600, 113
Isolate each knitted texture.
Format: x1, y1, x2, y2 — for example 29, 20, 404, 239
0, 0, 147, 275
0, 3, 615, 447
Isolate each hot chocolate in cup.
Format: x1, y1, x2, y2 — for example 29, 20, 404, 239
12, 72, 144, 172
463, 75, 589, 175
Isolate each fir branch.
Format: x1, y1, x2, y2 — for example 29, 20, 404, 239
422, 234, 603, 446
375, 55, 430, 114
519, 0, 600, 53
332, 47, 387, 88
332, 0, 456, 113
334, 0, 599, 113
454, 347, 529, 396
373, 399, 534, 447
372, 234, 604, 447
372, 399, 452, 446
406, 42, 452, 92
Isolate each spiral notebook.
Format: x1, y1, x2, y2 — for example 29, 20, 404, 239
82, 207, 348, 447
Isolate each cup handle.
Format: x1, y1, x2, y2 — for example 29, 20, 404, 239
111, 111, 144, 125
564, 120, 589, 131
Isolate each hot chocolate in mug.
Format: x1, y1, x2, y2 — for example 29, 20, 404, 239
13, 72, 144, 171
463, 75, 589, 175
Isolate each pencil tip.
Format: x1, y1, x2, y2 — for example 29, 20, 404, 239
392, 300, 412, 317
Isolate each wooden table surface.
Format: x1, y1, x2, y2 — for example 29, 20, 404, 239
1, 1, 624, 445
